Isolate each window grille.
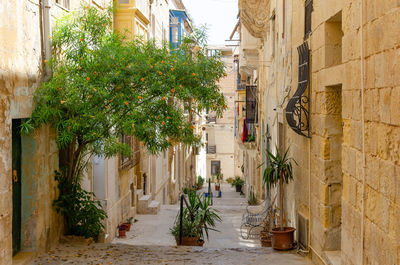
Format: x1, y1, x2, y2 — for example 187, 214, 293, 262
246, 85, 257, 124
285, 42, 310, 137
304, 0, 313, 39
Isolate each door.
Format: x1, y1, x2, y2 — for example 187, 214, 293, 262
210, 160, 221, 176
12, 119, 22, 256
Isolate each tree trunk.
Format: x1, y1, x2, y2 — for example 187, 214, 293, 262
279, 176, 284, 231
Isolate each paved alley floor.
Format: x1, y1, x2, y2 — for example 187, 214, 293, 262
32, 243, 310, 265
32, 184, 311, 265
114, 183, 260, 248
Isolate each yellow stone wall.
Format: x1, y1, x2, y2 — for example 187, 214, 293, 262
287, 0, 400, 264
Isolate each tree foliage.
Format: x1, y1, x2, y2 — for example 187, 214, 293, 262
22, 5, 227, 237
23, 5, 226, 161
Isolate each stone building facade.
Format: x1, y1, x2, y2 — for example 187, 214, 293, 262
0, 0, 113, 264
238, 0, 400, 264
204, 46, 237, 182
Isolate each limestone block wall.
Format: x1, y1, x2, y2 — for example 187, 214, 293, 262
287, 1, 400, 265
353, 1, 400, 264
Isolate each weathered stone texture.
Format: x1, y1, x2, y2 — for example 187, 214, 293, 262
287, 1, 400, 265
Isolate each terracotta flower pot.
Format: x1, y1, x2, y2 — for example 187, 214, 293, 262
122, 223, 131, 231
175, 237, 204, 246
118, 228, 126, 238
260, 230, 272, 247
215, 185, 220, 191
271, 227, 295, 250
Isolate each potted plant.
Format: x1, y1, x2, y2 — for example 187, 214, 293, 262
122, 217, 133, 231
196, 176, 204, 190
118, 225, 127, 238
215, 173, 223, 191
247, 189, 258, 206
171, 191, 221, 246
259, 195, 277, 247
263, 147, 297, 250
232, 176, 244, 192
226, 177, 234, 185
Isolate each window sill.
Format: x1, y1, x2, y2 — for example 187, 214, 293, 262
55, 3, 70, 12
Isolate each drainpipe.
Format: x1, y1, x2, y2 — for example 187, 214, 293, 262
39, 0, 51, 81
359, 0, 366, 264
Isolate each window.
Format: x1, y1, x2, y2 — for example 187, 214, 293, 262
246, 85, 257, 124
171, 26, 178, 43
211, 161, 221, 175
56, 0, 70, 9
120, 136, 140, 169
170, 17, 179, 43
207, 49, 220, 57
304, 0, 313, 39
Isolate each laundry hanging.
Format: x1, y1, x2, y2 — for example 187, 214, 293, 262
242, 118, 248, 143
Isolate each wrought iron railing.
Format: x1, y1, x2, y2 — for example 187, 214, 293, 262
246, 85, 257, 124
207, 145, 216, 154
237, 83, 246, 90
286, 42, 310, 137
206, 115, 216, 123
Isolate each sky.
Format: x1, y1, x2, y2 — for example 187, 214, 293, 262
182, 0, 238, 45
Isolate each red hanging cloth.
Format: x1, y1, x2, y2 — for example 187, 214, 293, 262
241, 119, 248, 143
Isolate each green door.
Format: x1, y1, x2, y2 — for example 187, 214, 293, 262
12, 119, 22, 256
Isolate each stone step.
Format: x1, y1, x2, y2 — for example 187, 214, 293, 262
137, 195, 152, 214
141, 200, 160, 215
136, 189, 144, 198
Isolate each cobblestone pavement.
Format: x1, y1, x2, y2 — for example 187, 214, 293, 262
33, 244, 310, 265
32, 184, 311, 264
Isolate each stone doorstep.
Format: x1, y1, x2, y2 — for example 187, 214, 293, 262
12, 252, 35, 265
324, 250, 341, 265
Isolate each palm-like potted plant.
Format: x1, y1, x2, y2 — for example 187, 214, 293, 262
170, 191, 221, 246
263, 146, 297, 250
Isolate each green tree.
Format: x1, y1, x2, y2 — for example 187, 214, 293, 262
22, 6, 226, 236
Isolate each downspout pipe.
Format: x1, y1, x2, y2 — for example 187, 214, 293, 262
360, 0, 366, 264
39, 0, 51, 81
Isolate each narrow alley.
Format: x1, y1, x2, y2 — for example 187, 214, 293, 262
31, 184, 309, 265
2, 0, 400, 265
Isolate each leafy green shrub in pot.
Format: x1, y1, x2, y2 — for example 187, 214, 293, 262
226, 177, 234, 185
232, 176, 244, 192
170, 190, 221, 245
196, 176, 204, 190
53, 171, 107, 239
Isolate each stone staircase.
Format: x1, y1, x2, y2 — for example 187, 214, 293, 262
136, 189, 160, 215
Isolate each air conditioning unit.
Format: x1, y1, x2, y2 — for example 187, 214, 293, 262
297, 212, 309, 249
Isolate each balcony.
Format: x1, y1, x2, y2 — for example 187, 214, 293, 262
206, 115, 216, 123
207, 145, 216, 154
237, 83, 246, 90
